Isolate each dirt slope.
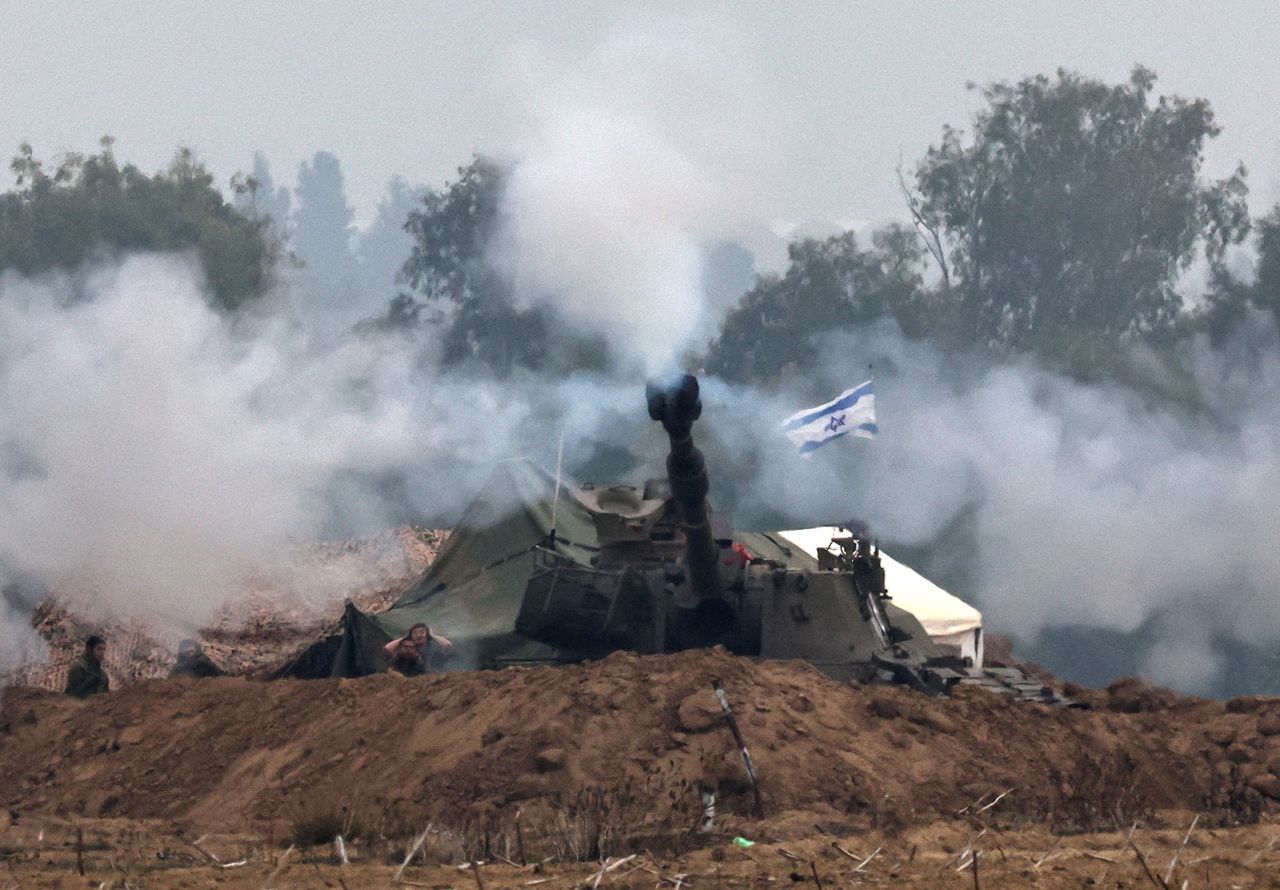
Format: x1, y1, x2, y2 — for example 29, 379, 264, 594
4, 648, 1280, 845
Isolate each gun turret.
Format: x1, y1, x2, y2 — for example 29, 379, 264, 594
646, 374, 721, 602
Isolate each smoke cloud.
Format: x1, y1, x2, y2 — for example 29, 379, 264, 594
685, 320, 1280, 694
0, 581, 45, 674
0, 253, 647, 664
492, 12, 785, 372
2, 248, 1279, 694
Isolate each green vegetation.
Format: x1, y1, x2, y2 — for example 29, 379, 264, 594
398, 156, 608, 376
915, 66, 1248, 350
0, 139, 276, 310
706, 226, 926, 383
1209, 202, 1280, 334
707, 67, 1260, 387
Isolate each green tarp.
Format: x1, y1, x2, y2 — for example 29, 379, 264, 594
332, 459, 598, 675
329, 458, 824, 677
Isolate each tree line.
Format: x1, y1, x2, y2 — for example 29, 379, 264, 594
3, 66, 1279, 388
707, 67, 1265, 386
1, 138, 275, 310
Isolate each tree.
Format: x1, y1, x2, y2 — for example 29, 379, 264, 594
231, 150, 291, 239
701, 239, 755, 324
0, 140, 276, 310
1252, 204, 1280, 321
1202, 202, 1280, 342
400, 157, 592, 374
398, 157, 610, 374
292, 151, 356, 306
356, 175, 427, 311
705, 225, 925, 384
913, 67, 1249, 352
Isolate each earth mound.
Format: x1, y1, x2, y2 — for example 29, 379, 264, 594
4, 647, 1280, 852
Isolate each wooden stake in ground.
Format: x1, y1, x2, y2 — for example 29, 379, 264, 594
262, 844, 294, 889
588, 854, 639, 889
711, 679, 764, 820
1033, 836, 1063, 869
855, 847, 881, 873
1124, 825, 1170, 890
948, 830, 987, 872
395, 824, 432, 882
807, 860, 823, 890
516, 810, 527, 866
173, 834, 248, 870
1163, 814, 1198, 884
75, 824, 84, 876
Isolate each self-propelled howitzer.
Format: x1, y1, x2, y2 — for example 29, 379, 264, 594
515, 373, 977, 693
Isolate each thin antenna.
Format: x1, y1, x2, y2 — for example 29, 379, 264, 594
549, 430, 565, 545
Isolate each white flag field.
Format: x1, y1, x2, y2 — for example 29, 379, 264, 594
780, 380, 877, 456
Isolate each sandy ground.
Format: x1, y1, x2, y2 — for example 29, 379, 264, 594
3, 813, 1279, 888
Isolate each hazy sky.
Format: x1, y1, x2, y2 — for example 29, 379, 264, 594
5, 1, 1280, 259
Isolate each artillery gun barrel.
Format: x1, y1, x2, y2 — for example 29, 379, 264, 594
646, 374, 721, 602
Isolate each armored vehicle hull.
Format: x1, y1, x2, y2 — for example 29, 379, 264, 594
507, 375, 1068, 701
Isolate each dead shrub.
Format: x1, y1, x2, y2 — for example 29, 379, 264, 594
285, 793, 365, 848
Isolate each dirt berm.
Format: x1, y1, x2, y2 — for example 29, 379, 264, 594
4, 648, 1280, 843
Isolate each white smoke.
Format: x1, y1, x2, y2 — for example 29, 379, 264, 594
0, 258, 502, 639
684, 320, 1280, 693
2, 249, 1279, 695
0, 595, 44, 674
497, 110, 714, 373
491, 12, 784, 373
0, 253, 655, 658
0, 257, 380, 633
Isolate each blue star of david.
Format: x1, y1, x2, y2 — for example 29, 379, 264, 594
825, 413, 847, 433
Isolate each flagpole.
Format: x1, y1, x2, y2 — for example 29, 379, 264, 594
549, 429, 565, 546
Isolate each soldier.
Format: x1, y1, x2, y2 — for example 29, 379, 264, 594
383, 622, 452, 674
388, 637, 425, 677
65, 635, 109, 699
169, 638, 224, 679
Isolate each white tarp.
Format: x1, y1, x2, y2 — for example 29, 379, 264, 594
776, 526, 984, 665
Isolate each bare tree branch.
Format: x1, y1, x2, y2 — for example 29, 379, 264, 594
896, 158, 950, 290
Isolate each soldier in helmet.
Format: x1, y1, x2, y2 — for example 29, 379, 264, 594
65, 635, 110, 699
170, 638, 224, 679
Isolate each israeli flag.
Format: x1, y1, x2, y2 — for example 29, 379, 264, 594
781, 380, 877, 456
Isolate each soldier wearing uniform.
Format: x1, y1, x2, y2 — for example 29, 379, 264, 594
65, 635, 109, 699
